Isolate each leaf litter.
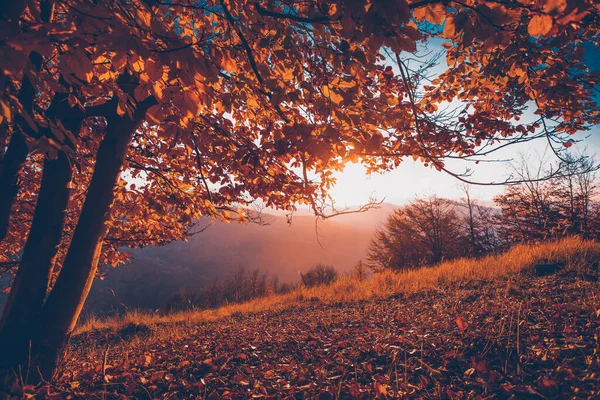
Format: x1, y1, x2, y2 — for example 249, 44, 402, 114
6, 272, 600, 399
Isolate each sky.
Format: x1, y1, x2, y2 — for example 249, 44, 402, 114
329, 127, 600, 206
324, 39, 600, 207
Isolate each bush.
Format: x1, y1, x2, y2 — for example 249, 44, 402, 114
300, 264, 338, 287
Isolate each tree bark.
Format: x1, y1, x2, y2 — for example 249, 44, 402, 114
0, 0, 55, 241
0, 50, 44, 242
29, 98, 154, 381
0, 151, 72, 377
0, 93, 83, 379
0, 132, 28, 241
0, 74, 100, 243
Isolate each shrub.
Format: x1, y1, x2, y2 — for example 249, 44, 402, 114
300, 264, 338, 287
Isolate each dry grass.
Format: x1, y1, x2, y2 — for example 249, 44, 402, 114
75, 237, 600, 335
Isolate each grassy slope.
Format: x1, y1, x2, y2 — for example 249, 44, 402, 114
6, 237, 599, 398
77, 237, 600, 334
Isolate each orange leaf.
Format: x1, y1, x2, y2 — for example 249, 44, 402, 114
415, 4, 446, 25
112, 52, 127, 71
444, 16, 457, 38
145, 58, 163, 82
117, 101, 127, 117
455, 316, 468, 333
322, 86, 343, 105
184, 90, 201, 116
219, 50, 238, 72
135, 8, 151, 27
528, 15, 553, 37
134, 84, 148, 102
542, 377, 557, 387
149, 370, 165, 382
263, 370, 276, 379
373, 381, 387, 398
542, 0, 567, 14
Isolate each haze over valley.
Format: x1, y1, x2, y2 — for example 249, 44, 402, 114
85, 204, 398, 314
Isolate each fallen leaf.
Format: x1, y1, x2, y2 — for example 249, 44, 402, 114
456, 316, 468, 333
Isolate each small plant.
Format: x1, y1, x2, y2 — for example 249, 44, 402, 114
351, 260, 369, 282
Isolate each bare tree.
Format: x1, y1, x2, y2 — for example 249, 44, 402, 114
494, 154, 599, 243
350, 260, 369, 282
459, 185, 503, 256
552, 155, 597, 237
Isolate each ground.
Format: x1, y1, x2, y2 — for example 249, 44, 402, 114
9, 270, 599, 399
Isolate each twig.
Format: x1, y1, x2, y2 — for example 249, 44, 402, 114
102, 343, 110, 380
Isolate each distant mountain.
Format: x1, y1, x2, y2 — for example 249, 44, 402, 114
84, 203, 398, 315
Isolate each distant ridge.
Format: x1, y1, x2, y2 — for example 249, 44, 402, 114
85, 203, 399, 315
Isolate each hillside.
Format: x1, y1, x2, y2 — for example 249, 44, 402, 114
7, 238, 597, 399
85, 204, 398, 315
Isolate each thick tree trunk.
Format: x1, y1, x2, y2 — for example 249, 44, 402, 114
0, 151, 72, 377
0, 97, 82, 380
0, 74, 94, 244
29, 99, 154, 381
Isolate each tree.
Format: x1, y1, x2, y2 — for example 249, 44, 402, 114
0, 0, 598, 382
165, 267, 273, 312
367, 196, 469, 271
459, 185, 503, 256
494, 157, 559, 242
494, 155, 599, 243
550, 156, 598, 238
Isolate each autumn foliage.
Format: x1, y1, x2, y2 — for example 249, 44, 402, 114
0, 0, 599, 383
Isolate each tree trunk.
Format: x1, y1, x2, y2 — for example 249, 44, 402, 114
0, 151, 72, 378
0, 0, 30, 240
0, 0, 56, 241
0, 0, 26, 23
0, 50, 44, 242
0, 93, 82, 378
29, 99, 154, 381
0, 132, 28, 241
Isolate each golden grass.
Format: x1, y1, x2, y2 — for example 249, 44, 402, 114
75, 237, 600, 335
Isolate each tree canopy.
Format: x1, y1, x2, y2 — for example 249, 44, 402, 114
0, 0, 599, 381
1, 0, 598, 268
